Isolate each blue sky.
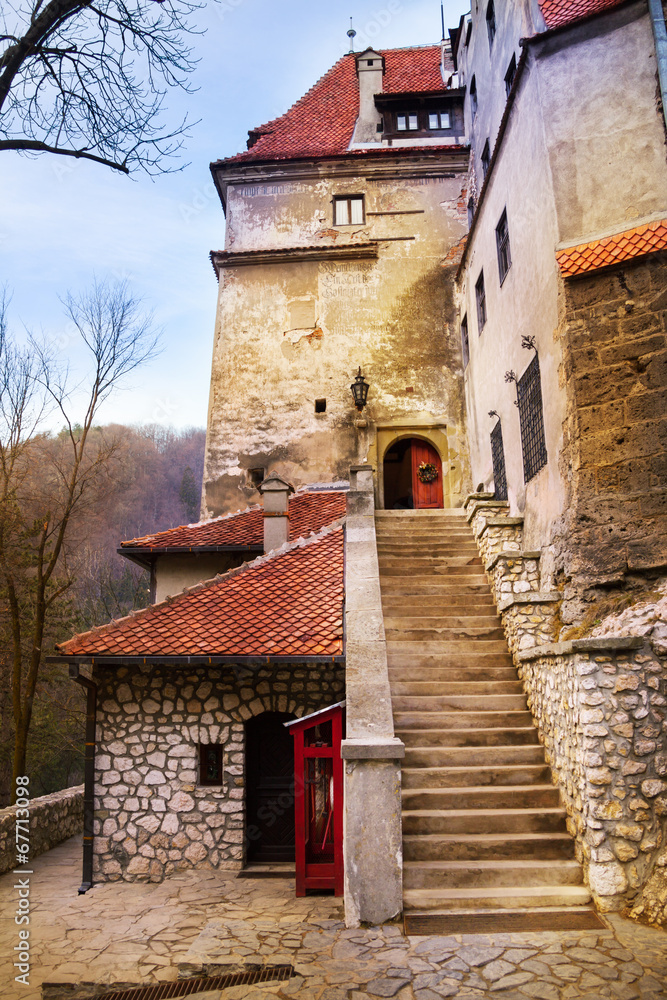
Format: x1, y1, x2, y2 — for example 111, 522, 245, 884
0, 0, 469, 430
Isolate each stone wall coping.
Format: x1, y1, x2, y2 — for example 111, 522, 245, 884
518, 635, 646, 661
341, 738, 406, 759
464, 500, 510, 523
463, 492, 495, 506
497, 591, 562, 612
486, 549, 541, 571
478, 517, 524, 537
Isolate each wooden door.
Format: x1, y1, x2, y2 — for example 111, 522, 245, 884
411, 439, 444, 509
245, 712, 295, 862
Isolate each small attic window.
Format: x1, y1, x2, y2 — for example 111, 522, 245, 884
367, 59, 374, 66
397, 113, 419, 131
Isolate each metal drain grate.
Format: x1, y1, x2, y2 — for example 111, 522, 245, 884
94, 966, 294, 1000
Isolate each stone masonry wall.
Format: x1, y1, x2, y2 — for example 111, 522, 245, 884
551, 256, 667, 622
518, 638, 667, 913
0, 785, 83, 876
93, 662, 344, 882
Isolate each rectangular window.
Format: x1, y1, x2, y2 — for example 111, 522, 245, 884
396, 113, 419, 130
517, 353, 548, 482
470, 76, 478, 118
486, 1, 496, 46
461, 314, 469, 368
496, 208, 512, 284
490, 420, 508, 501
475, 271, 486, 332
334, 195, 364, 225
198, 744, 223, 786
505, 54, 517, 96
481, 139, 491, 179
428, 112, 451, 130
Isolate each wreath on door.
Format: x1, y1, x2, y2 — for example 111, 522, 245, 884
417, 461, 438, 484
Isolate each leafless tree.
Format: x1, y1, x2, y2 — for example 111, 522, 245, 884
0, 281, 159, 801
0, 0, 206, 174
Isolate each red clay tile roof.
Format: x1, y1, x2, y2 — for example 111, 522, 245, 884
59, 526, 344, 659
556, 219, 667, 277
539, 0, 627, 30
221, 46, 447, 164
120, 490, 348, 551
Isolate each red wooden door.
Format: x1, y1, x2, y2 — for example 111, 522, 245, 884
411, 440, 444, 509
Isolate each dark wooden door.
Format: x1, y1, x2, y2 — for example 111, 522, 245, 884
411, 439, 444, 509
245, 712, 295, 862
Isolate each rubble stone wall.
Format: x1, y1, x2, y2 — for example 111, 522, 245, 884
93, 662, 344, 882
0, 785, 83, 875
518, 639, 667, 912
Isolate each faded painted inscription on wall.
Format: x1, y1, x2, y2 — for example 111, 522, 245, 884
319, 262, 378, 300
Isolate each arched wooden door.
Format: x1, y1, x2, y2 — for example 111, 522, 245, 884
411, 439, 444, 509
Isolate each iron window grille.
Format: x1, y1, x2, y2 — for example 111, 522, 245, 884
198, 743, 223, 786
461, 313, 469, 368
490, 419, 508, 501
516, 353, 547, 482
470, 76, 478, 118
486, 1, 496, 46
334, 195, 365, 225
481, 139, 491, 179
505, 54, 517, 96
475, 271, 487, 332
496, 209, 512, 284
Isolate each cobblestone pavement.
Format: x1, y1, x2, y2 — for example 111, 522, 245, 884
1, 837, 666, 1000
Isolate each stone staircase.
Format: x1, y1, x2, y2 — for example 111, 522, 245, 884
376, 509, 601, 934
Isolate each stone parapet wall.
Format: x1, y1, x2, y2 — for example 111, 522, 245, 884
497, 593, 561, 655
0, 785, 83, 875
93, 662, 343, 882
518, 637, 667, 912
488, 551, 540, 600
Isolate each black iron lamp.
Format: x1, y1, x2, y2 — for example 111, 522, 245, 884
350, 367, 370, 411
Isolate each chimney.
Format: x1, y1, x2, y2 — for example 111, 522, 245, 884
259, 473, 294, 553
352, 49, 384, 144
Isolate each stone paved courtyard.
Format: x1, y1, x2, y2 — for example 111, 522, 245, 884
1, 837, 666, 1000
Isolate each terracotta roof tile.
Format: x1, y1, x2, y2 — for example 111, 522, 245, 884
556, 219, 667, 277
220, 46, 448, 164
60, 526, 344, 659
539, 0, 627, 30
121, 490, 347, 551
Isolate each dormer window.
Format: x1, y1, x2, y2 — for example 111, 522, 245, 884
397, 113, 419, 131
428, 112, 451, 130
334, 195, 365, 225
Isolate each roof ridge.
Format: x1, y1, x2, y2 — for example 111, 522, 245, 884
57, 519, 346, 654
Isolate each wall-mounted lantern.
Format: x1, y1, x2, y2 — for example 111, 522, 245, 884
350, 367, 370, 411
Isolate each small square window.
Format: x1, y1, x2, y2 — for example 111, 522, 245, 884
315, 398, 326, 413
481, 139, 491, 179
470, 76, 478, 119
461, 314, 469, 368
486, 1, 496, 46
248, 467, 266, 489
198, 744, 223, 786
428, 112, 451, 130
334, 195, 365, 225
505, 54, 517, 97
475, 271, 487, 332
496, 208, 512, 284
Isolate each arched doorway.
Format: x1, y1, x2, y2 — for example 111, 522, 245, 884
245, 711, 295, 862
383, 437, 444, 509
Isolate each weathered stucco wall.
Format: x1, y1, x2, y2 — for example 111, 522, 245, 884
202, 157, 470, 517
92, 662, 343, 882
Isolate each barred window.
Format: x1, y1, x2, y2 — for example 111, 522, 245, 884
505, 54, 517, 96
490, 420, 508, 501
470, 76, 478, 118
481, 139, 491, 179
517, 353, 547, 482
496, 209, 512, 284
198, 744, 223, 786
486, 1, 496, 46
475, 271, 487, 332
461, 314, 469, 368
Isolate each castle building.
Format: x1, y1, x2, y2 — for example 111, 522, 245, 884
55, 0, 667, 933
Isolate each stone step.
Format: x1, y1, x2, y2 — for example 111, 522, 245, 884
387, 640, 510, 655
378, 555, 483, 569
387, 655, 514, 672
403, 884, 591, 912
396, 727, 540, 747
380, 580, 493, 594
376, 544, 481, 555
393, 710, 535, 729
386, 627, 507, 642
382, 598, 497, 612
402, 784, 561, 811
404, 745, 547, 767
403, 907, 605, 935
392, 694, 527, 712
379, 565, 486, 577
401, 763, 552, 788
384, 615, 502, 629
402, 808, 568, 835
402, 858, 584, 889
391, 680, 523, 695
403, 831, 576, 861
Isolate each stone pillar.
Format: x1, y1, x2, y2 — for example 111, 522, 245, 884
343, 464, 404, 926
259, 473, 294, 553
